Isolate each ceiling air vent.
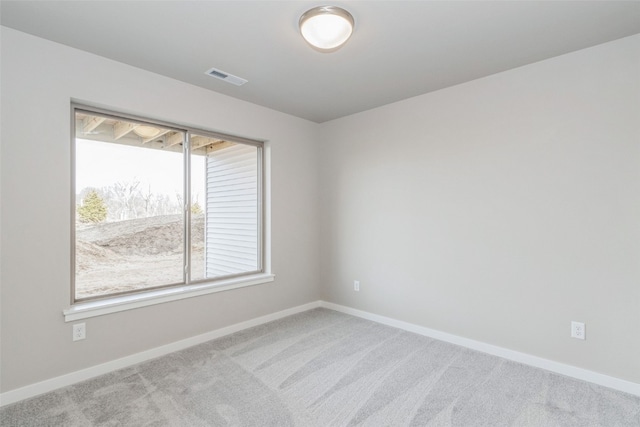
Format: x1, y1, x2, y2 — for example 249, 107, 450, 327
204, 67, 247, 86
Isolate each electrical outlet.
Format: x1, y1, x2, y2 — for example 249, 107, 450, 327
354, 280, 360, 292
73, 323, 86, 341
571, 321, 585, 340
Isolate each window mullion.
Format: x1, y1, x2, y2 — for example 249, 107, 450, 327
184, 132, 191, 285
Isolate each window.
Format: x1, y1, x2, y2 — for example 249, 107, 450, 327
73, 106, 264, 303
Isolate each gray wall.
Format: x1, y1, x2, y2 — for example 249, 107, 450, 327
2, 27, 639, 394
319, 35, 640, 383
0, 27, 322, 392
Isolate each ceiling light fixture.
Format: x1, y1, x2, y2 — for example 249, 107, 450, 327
299, 6, 354, 52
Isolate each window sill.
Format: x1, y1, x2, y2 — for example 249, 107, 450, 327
63, 273, 275, 322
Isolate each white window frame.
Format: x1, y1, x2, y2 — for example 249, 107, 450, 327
64, 104, 273, 322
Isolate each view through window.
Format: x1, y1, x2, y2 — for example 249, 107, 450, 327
74, 108, 262, 302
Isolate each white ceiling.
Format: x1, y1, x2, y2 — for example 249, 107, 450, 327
2, 1, 639, 123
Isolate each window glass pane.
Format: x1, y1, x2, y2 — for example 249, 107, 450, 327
74, 111, 185, 300
191, 137, 260, 281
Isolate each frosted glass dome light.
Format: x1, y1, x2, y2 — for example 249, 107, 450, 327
299, 6, 354, 52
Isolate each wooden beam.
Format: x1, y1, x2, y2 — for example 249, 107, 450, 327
206, 141, 235, 154
165, 132, 184, 147
113, 122, 139, 140
82, 116, 106, 134
143, 129, 170, 144
192, 136, 223, 150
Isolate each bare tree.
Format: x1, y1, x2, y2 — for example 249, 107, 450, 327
110, 180, 141, 220
78, 180, 183, 222
141, 184, 154, 216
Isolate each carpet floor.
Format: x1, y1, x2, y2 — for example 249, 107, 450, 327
1, 308, 639, 426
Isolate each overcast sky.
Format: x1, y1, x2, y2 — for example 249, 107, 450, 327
76, 139, 205, 203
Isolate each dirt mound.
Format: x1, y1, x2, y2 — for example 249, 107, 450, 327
75, 240, 122, 272
75, 214, 205, 299
77, 214, 204, 257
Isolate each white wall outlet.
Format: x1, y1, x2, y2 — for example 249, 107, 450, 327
354, 280, 360, 292
571, 321, 585, 340
73, 323, 86, 341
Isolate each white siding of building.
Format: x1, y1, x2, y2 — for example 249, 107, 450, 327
205, 143, 259, 277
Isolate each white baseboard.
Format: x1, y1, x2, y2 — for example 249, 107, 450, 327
319, 301, 640, 397
2, 299, 638, 406
0, 301, 321, 407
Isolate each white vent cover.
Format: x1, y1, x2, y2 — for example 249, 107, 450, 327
204, 67, 247, 86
